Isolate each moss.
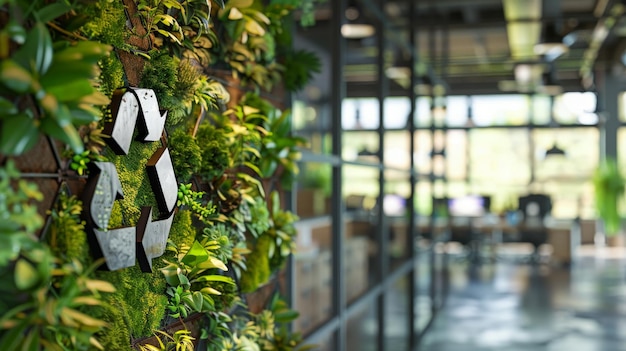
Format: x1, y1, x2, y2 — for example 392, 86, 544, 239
92, 299, 133, 351
96, 265, 168, 339
195, 124, 230, 181
46, 193, 89, 263
105, 140, 160, 226
78, 0, 129, 50
139, 51, 189, 127
168, 129, 202, 183
94, 140, 173, 343
168, 210, 197, 250
99, 54, 125, 98
239, 235, 272, 293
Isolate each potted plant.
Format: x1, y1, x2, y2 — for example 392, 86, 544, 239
593, 157, 625, 246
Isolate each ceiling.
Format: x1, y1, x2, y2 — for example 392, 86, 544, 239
299, 0, 626, 97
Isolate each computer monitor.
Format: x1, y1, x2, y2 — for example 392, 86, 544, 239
448, 195, 485, 217
383, 194, 406, 216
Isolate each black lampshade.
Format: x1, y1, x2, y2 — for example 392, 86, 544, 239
545, 143, 566, 157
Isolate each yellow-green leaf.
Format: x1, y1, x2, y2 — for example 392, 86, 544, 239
14, 258, 38, 290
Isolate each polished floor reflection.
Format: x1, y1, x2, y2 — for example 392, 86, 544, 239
419, 247, 626, 351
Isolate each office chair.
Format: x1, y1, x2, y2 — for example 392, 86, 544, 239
518, 194, 552, 263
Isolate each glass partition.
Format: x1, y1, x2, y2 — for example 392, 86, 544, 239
346, 302, 378, 350
385, 275, 411, 351
293, 164, 334, 334
344, 164, 380, 301
385, 169, 411, 268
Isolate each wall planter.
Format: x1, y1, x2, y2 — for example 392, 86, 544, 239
0, 0, 320, 349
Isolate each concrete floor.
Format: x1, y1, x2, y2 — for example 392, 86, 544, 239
419, 246, 626, 351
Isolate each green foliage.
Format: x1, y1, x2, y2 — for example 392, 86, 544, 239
239, 234, 272, 293
245, 196, 272, 238
0, 249, 115, 351
266, 191, 299, 270
240, 93, 306, 188
169, 128, 202, 182
167, 210, 197, 251
0, 160, 44, 266
46, 192, 88, 262
202, 295, 316, 351
140, 50, 186, 126
202, 223, 235, 264
259, 295, 317, 351
136, 0, 220, 65
213, 0, 286, 91
282, 49, 321, 92
95, 266, 168, 339
593, 157, 625, 235
97, 54, 126, 99
0, 18, 111, 155
196, 122, 231, 181
161, 239, 235, 316
177, 183, 218, 222
76, 0, 131, 50
69, 149, 104, 176
90, 301, 133, 351
270, 0, 327, 26
138, 329, 195, 351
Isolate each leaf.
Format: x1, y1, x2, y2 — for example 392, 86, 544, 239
244, 19, 266, 36
84, 279, 116, 293
191, 274, 235, 285
13, 22, 53, 75
14, 258, 38, 290
181, 240, 209, 266
274, 310, 299, 323
0, 319, 29, 351
200, 287, 222, 295
39, 114, 84, 153
0, 114, 39, 156
0, 96, 17, 115
0, 59, 34, 93
46, 79, 95, 102
37, 2, 72, 23
61, 307, 108, 328
197, 256, 228, 271
228, 0, 253, 9
228, 7, 244, 20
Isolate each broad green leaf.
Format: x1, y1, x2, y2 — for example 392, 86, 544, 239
37, 2, 72, 23
192, 291, 204, 310
0, 114, 39, 155
181, 240, 209, 266
40, 62, 101, 89
273, 310, 299, 323
13, 22, 53, 75
0, 96, 17, 115
0, 59, 33, 93
46, 79, 94, 102
14, 258, 38, 290
39, 113, 84, 153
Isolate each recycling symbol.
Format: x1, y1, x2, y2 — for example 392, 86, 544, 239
82, 87, 177, 272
